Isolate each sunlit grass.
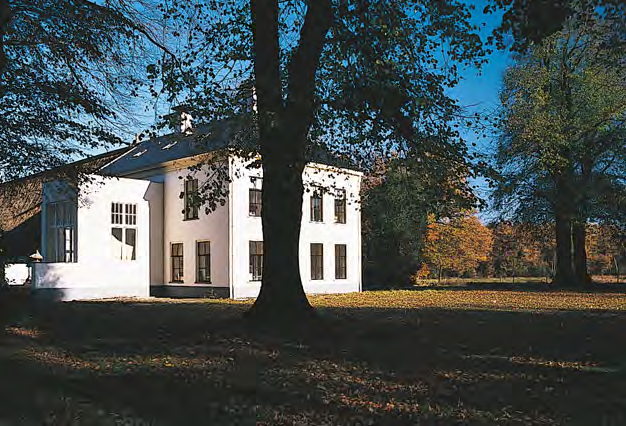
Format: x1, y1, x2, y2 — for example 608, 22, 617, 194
309, 289, 626, 312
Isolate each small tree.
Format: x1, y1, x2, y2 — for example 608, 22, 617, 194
362, 156, 476, 288
423, 212, 493, 282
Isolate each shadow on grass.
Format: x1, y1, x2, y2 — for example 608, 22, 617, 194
2, 300, 625, 425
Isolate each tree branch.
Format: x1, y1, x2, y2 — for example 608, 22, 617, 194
285, 0, 333, 141
251, 0, 283, 145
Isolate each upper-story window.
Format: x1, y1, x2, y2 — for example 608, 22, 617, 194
334, 189, 346, 224
184, 178, 199, 220
249, 188, 262, 216
46, 201, 77, 263
111, 202, 137, 261
310, 188, 323, 222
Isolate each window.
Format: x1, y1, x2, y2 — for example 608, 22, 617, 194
46, 201, 76, 263
171, 243, 184, 282
334, 190, 346, 224
111, 228, 137, 260
184, 178, 199, 220
196, 241, 211, 283
249, 188, 262, 216
310, 189, 323, 222
111, 202, 137, 261
335, 244, 347, 279
125, 203, 137, 225
249, 241, 263, 281
311, 243, 324, 280
111, 202, 123, 224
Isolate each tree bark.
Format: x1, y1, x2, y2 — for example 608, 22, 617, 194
246, 0, 333, 324
552, 208, 576, 287
572, 221, 592, 287
0, 0, 10, 78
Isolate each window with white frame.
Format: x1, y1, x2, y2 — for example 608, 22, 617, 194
310, 188, 323, 222
46, 201, 76, 263
184, 178, 199, 220
249, 189, 262, 216
311, 243, 324, 280
111, 202, 137, 260
335, 244, 347, 279
171, 243, 184, 282
249, 241, 263, 281
334, 189, 346, 224
196, 241, 211, 283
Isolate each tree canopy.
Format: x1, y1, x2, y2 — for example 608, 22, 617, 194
0, 0, 161, 181
361, 156, 476, 288
493, 6, 626, 287
149, 0, 493, 320
422, 212, 493, 281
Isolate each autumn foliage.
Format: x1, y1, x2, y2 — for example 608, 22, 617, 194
422, 212, 493, 281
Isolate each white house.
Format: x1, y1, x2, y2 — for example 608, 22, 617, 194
27, 123, 362, 300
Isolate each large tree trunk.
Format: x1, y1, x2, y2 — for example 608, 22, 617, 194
572, 221, 592, 287
0, 0, 10, 77
246, 142, 314, 322
552, 209, 576, 287
246, 0, 332, 324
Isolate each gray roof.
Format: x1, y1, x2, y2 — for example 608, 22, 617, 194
102, 121, 252, 176
102, 119, 358, 176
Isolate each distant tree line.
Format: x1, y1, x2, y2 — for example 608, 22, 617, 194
362, 177, 626, 286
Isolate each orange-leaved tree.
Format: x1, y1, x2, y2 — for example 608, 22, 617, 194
422, 212, 493, 282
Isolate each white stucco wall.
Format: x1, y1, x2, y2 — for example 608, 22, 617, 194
160, 163, 230, 289
33, 176, 163, 300
229, 158, 362, 299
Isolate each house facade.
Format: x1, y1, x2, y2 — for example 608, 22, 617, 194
28, 129, 362, 300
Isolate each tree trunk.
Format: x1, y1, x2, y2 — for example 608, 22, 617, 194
552, 209, 576, 287
0, 257, 6, 289
572, 221, 592, 287
0, 0, 10, 77
246, 0, 332, 324
246, 145, 315, 322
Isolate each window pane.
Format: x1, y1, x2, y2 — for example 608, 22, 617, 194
249, 189, 262, 216
111, 202, 123, 224
185, 179, 199, 220
45, 202, 77, 263
334, 191, 346, 224
249, 241, 263, 281
335, 244, 347, 279
311, 243, 324, 280
196, 241, 211, 283
63, 227, 74, 262
125, 228, 137, 261
111, 227, 123, 259
171, 243, 184, 282
310, 189, 323, 222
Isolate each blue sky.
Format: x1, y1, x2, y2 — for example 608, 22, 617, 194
446, 3, 515, 217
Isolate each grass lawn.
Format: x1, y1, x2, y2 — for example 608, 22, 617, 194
1, 288, 625, 425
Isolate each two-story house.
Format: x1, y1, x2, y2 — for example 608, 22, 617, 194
27, 122, 362, 300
